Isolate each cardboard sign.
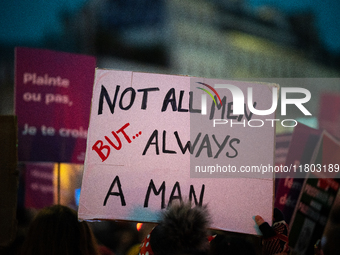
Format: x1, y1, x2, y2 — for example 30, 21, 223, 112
79, 70, 276, 234
15, 47, 96, 163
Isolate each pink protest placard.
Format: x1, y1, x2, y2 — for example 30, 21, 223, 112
79, 69, 276, 235
15, 47, 96, 163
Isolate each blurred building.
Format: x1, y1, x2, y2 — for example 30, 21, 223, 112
90, 0, 340, 79
166, 0, 339, 79
1, 0, 340, 116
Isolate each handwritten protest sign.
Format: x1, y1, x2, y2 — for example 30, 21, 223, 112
79, 69, 276, 234
15, 47, 96, 163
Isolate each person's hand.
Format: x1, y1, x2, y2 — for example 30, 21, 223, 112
254, 208, 290, 255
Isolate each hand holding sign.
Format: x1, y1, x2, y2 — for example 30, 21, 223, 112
255, 209, 290, 255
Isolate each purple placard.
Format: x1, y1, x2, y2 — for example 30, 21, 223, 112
15, 47, 96, 163
24, 163, 54, 209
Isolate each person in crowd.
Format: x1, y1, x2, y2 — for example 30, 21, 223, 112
20, 204, 100, 255
139, 202, 340, 255
139, 201, 211, 255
